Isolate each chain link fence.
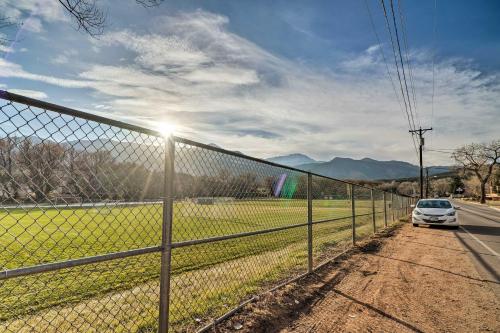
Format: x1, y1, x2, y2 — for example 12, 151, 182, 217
0, 90, 416, 332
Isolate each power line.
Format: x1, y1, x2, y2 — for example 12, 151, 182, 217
364, 0, 405, 115
427, 147, 455, 151
396, 0, 419, 125
430, 0, 437, 146
380, 0, 410, 123
426, 149, 454, 155
388, 0, 417, 132
364, 0, 418, 158
379, 0, 419, 158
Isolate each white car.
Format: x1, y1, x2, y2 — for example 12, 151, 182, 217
411, 199, 459, 228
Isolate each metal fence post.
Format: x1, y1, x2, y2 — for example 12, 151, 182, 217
159, 136, 175, 333
391, 192, 394, 223
383, 192, 387, 227
350, 184, 356, 245
307, 173, 313, 273
371, 189, 376, 233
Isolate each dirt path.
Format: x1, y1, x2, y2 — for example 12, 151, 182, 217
219, 224, 500, 333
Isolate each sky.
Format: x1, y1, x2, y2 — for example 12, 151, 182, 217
0, 0, 499, 166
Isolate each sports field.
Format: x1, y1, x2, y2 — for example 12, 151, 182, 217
0, 199, 391, 332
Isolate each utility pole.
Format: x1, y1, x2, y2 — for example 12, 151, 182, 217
409, 127, 432, 199
425, 167, 430, 198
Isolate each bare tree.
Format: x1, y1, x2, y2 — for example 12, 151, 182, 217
430, 177, 452, 197
135, 0, 164, 7
17, 140, 66, 202
74, 150, 115, 200
397, 181, 417, 196
0, 137, 20, 201
0, 1, 164, 39
0, 15, 17, 48
56, 0, 165, 37
57, 0, 107, 37
452, 140, 500, 203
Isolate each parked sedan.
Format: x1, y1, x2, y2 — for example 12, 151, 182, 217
411, 199, 459, 228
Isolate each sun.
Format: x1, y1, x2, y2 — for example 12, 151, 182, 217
156, 122, 176, 137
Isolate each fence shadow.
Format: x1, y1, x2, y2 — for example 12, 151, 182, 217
370, 253, 499, 285
404, 240, 497, 257
331, 289, 425, 333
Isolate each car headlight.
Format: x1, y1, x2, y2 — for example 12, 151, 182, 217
447, 211, 456, 216
414, 210, 422, 215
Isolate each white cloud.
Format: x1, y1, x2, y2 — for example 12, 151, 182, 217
51, 54, 68, 64
0, 45, 14, 53
93, 104, 112, 110
366, 44, 382, 54
183, 65, 259, 84
22, 17, 43, 32
0, 0, 66, 23
0, 58, 90, 88
51, 50, 78, 65
100, 31, 209, 70
8, 89, 48, 99
0, 10, 498, 166
0, 0, 67, 35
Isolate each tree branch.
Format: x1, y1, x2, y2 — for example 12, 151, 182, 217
57, 0, 107, 37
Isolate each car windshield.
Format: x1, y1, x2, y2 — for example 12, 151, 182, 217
417, 200, 452, 209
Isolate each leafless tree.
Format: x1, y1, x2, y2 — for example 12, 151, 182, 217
57, 0, 107, 37
0, 15, 17, 48
452, 140, 500, 203
135, 0, 164, 7
56, 0, 165, 37
397, 181, 418, 196
74, 150, 115, 200
430, 177, 452, 197
0, 137, 20, 201
0, 1, 164, 39
17, 140, 66, 201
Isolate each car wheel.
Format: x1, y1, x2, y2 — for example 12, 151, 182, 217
412, 223, 418, 227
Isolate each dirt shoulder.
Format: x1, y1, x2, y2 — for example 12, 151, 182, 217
216, 224, 500, 333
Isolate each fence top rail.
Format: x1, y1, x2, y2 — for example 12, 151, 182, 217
0, 89, 411, 198
0, 90, 163, 138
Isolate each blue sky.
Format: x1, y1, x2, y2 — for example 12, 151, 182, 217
0, 0, 499, 165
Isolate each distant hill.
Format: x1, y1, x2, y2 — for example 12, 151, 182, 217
267, 154, 451, 180
67, 139, 450, 180
266, 154, 319, 167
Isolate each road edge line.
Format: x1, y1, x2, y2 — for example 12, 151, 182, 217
459, 226, 500, 259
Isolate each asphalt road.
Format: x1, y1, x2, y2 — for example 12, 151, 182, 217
452, 200, 500, 297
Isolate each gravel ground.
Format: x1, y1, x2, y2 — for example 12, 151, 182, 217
216, 224, 500, 333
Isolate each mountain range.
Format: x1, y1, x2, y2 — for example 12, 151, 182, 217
265, 154, 451, 180
32, 135, 451, 181
267, 153, 320, 166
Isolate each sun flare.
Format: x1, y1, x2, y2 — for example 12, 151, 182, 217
156, 122, 176, 137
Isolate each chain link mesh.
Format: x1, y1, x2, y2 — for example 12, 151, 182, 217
0, 92, 413, 332
310, 176, 352, 266
169, 140, 308, 330
0, 98, 164, 332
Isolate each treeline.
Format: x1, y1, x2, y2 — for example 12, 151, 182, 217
1, 137, 391, 204
0, 137, 164, 203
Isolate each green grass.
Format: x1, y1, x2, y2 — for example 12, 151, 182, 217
0, 199, 395, 332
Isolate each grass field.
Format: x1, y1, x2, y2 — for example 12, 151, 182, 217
0, 199, 400, 332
